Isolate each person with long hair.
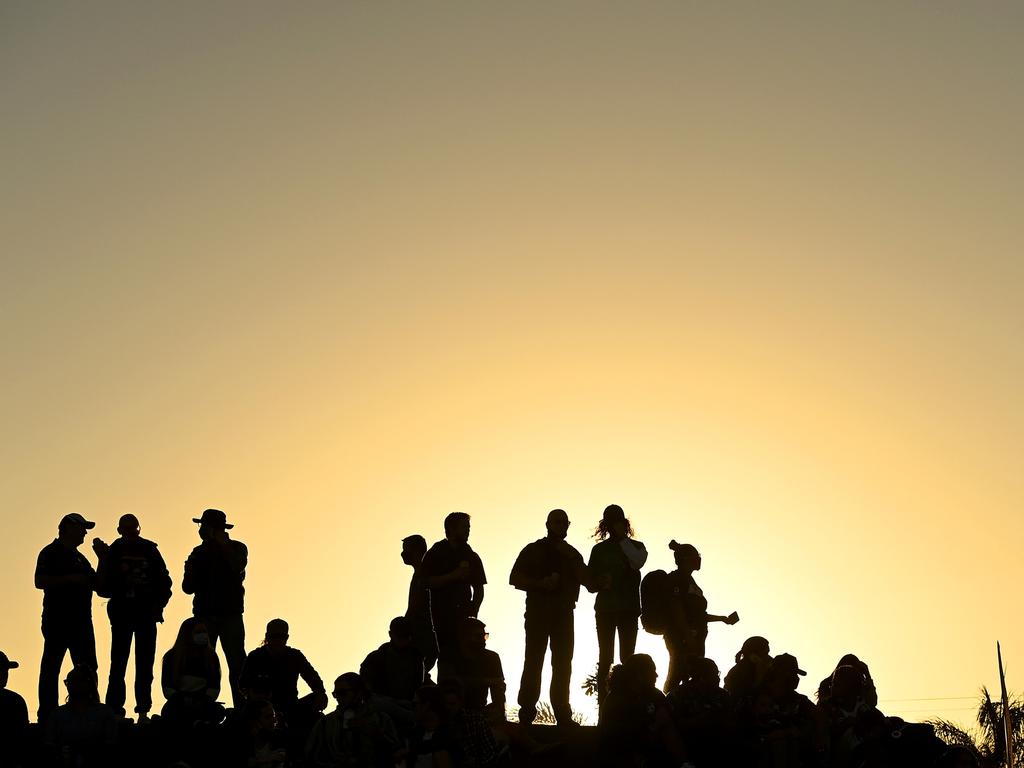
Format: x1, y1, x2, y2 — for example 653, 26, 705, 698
586, 504, 647, 707
160, 616, 224, 727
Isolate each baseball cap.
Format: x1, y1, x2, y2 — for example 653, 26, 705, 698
59, 513, 96, 530
0, 651, 18, 670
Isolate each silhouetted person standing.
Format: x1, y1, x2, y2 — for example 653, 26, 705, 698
35, 513, 101, 723
509, 508, 586, 726
94, 513, 172, 720
0, 651, 29, 766
401, 534, 437, 675
182, 508, 248, 706
662, 541, 738, 692
421, 512, 486, 663
587, 504, 647, 708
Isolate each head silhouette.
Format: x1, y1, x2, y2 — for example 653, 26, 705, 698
263, 618, 289, 652
116, 513, 141, 540
401, 534, 427, 566
594, 504, 634, 540
58, 513, 94, 547
546, 509, 569, 539
736, 636, 770, 663
332, 672, 369, 711
389, 616, 414, 649
444, 512, 471, 545
64, 666, 100, 705
670, 541, 701, 571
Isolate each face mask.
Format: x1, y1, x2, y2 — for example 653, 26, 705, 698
193, 633, 209, 646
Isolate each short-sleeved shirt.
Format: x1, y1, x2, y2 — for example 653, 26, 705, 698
587, 538, 644, 616
35, 540, 95, 620
510, 537, 584, 613
420, 540, 486, 623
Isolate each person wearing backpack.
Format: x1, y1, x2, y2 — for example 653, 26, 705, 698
661, 542, 738, 693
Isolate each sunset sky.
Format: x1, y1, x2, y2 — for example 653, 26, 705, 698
2, 2, 1022, 725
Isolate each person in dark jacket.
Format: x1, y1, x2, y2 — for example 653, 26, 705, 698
94, 513, 172, 720
182, 508, 248, 706
240, 618, 327, 732
35, 513, 102, 723
0, 651, 29, 767
359, 616, 425, 735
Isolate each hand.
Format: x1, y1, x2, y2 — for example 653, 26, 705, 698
313, 690, 329, 711
92, 538, 109, 557
726, 611, 740, 625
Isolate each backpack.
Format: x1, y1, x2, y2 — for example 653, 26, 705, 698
640, 569, 670, 635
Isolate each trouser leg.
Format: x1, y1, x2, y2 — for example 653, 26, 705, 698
617, 613, 638, 662
517, 609, 549, 722
218, 613, 246, 707
549, 609, 574, 722
663, 632, 683, 693
38, 619, 69, 723
134, 618, 158, 714
595, 611, 616, 708
106, 615, 132, 714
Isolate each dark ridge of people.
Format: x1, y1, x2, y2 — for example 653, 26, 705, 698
3, 504, 975, 767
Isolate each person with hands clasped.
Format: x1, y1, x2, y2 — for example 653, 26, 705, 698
587, 504, 648, 709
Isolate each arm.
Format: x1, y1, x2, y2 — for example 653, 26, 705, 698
182, 549, 199, 595
151, 545, 173, 609
299, 652, 326, 695
469, 582, 484, 617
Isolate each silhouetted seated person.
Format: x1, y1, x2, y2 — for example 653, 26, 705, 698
439, 618, 505, 713
598, 654, 692, 768
816, 653, 877, 708
241, 618, 328, 732
667, 658, 736, 768
749, 653, 817, 768
398, 685, 455, 768
94, 512, 172, 721
402, 534, 439, 676
723, 635, 772, 711
438, 678, 506, 767
160, 617, 224, 728
661, 541, 738, 693
305, 672, 400, 768
819, 663, 884, 768
222, 698, 289, 768
422, 513, 486, 664
359, 616, 425, 735
0, 651, 30, 768
35, 512, 102, 724
43, 666, 118, 768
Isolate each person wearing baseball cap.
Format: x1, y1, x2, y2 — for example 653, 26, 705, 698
0, 650, 29, 764
182, 509, 248, 707
34, 513, 102, 723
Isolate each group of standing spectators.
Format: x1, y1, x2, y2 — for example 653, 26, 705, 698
0, 503, 981, 767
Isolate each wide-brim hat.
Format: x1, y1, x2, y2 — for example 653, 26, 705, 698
192, 508, 233, 529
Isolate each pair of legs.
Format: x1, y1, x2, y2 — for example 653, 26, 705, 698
196, 613, 246, 706
105, 609, 158, 716
518, 607, 575, 724
38, 614, 97, 722
662, 627, 706, 693
595, 610, 638, 708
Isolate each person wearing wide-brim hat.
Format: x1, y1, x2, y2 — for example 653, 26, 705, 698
0, 650, 30, 761
34, 513, 102, 723
182, 508, 248, 707
586, 504, 648, 708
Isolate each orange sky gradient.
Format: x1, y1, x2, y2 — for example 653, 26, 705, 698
2, 2, 1022, 725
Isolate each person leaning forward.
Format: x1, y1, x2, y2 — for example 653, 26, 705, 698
182, 508, 248, 707
34, 513, 101, 723
509, 508, 588, 726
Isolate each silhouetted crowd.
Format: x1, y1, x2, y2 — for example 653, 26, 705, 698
0, 506, 980, 767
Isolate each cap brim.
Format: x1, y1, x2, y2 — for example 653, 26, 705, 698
193, 518, 234, 529
797, 669, 807, 676
4, 661, 19, 669
83, 521, 96, 529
